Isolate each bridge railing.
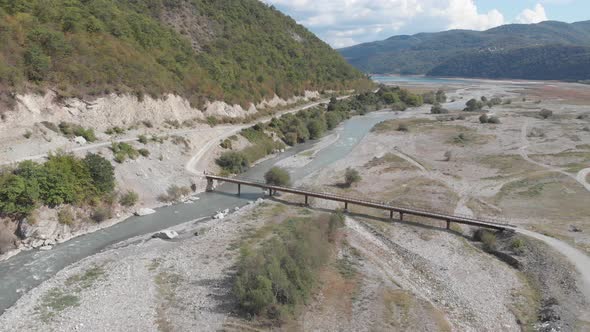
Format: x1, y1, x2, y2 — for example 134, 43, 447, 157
206, 174, 513, 228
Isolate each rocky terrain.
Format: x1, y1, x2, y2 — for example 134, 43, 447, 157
1, 79, 589, 331
0, 91, 325, 259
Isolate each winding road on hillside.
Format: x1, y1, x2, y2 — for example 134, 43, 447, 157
0, 98, 337, 168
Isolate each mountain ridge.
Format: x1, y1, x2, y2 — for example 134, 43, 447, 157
0, 0, 369, 111
338, 20, 590, 78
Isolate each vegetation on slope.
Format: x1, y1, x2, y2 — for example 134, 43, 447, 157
0, 0, 368, 109
338, 20, 590, 79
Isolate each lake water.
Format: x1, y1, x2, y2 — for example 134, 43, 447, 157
0, 109, 402, 315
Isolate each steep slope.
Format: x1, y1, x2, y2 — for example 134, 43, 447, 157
0, 0, 367, 110
428, 45, 590, 80
338, 20, 590, 76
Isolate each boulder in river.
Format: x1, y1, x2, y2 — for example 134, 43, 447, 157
213, 212, 225, 220
152, 230, 179, 240
38, 245, 53, 251
135, 208, 156, 216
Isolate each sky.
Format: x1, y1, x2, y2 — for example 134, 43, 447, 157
260, 0, 590, 48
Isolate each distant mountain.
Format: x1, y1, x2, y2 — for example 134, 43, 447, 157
338, 20, 590, 79
428, 45, 590, 80
0, 0, 367, 109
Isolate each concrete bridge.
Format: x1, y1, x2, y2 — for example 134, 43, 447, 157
205, 174, 512, 232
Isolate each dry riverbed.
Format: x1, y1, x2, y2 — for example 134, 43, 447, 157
1, 80, 589, 331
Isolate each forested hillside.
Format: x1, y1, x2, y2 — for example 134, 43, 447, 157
428, 45, 590, 80
0, 0, 368, 108
338, 20, 590, 78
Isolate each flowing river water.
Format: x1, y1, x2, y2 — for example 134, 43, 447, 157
0, 109, 403, 315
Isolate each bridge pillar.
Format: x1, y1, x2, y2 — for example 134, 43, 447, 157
237, 184, 241, 196
206, 178, 215, 192
390, 210, 394, 219
344, 202, 348, 211
305, 195, 308, 206
446, 221, 451, 230
400, 212, 404, 221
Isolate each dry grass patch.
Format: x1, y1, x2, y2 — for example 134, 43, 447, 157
371, 118, 434, 133
480, 154, 543, 177
382, 289, 452, 331
495, 173, 590, 228
364, 153, 419, 172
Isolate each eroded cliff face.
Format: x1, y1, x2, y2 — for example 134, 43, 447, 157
0, 90, 320, 137
0, 90, 321, 260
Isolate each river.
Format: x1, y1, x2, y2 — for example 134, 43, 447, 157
0, 109, 403, 315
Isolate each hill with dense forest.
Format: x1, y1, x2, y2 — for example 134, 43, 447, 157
0, 0, 368, 109
338, 20, 590, 79
428, 45, 590, 80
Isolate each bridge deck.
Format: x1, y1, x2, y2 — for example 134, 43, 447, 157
205, 175, 511, 231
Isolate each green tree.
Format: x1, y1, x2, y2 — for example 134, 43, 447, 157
24, 45, 51, 81
84, 153, 115, 194
307, 119, 326, 140
0, 173, 39, 216
264, 167, 291, 187
216, 151, 249, 174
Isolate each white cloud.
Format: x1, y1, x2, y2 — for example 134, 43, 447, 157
262, 0, 506, 47
515, 4, 548, 24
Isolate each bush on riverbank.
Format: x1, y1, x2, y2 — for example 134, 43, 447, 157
233, 214, 339, 321
216, 151, 250, 174
0, 153, 115, 217
264, 167, 291, 186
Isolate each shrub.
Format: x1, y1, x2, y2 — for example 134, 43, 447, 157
479, 114, 489, 123
220, 139, 233, 149
233, 216, 336, 320
137, 135, 148, 144
105, 127, 125, 135
473, 229, 497, 251
216, 151, 249, 174
464, 99, 484, 112
264, 167, 291, 186
91, 206, 112, 223
23, 130, 32, 139
397, 123, 409, 132
488, 116, 501, 124
540, 109, 553, 119
158, 185, 191, 203
511, 238, 525, 254
57, 207, 75, 226
142, 120, 153, 128
119, 190, 139, 207
206, 116, 218, 127
138, 148, 150, 157
344, 168, 362, 187
444, 151, 453, 162
111, 142, 139, 163
431, 103, 448, 114
58, 122, 96, 142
